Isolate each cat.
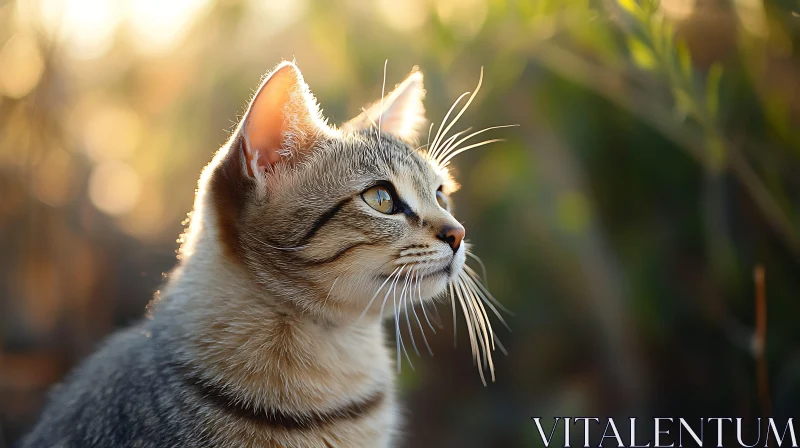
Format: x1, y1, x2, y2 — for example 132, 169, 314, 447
19, 61, 507, 448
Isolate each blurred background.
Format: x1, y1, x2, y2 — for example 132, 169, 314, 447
1, 0, 799, 446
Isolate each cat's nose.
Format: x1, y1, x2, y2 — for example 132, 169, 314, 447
437, 225, 465, 253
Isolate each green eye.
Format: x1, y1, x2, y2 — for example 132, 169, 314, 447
436, 190, 449, 209
362, 186, 395, 214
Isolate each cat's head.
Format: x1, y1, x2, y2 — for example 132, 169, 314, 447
197, 62, 460, 314
191, 61, 506, 381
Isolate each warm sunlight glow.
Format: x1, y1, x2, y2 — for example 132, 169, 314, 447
734, 0, 768, 37
36, 0, 123, 59
89, 162, 142, 216
434, 0, 488, 38
119, 184, 169, 241
0, 32, 44, 98
32, 151, 78, 207
127, 0, 211, 54
15, 0, 209, 58
377, 0, 428, 32
82, 105, 142, 163
659, 0, 696, 21
248, 0, 308, 35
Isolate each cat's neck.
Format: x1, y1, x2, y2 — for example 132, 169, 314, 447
159, 194, 393, 414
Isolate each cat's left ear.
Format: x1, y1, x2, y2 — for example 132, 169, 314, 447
240, 61, 329, 178
344, 69, 426, 143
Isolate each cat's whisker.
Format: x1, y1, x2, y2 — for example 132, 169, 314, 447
460, 282, 494, 385
247, 235, 308, 252
429, 91, 471, 159
455, 277, 483, 362
438, 138, 506, 166
322, 277, 339, 308
460, 275, 496, 384
394, 269, 414, 372
463, 265, 513, 316
429, 292, 445, 329
377, 59, 388, 146
448, 281, 457, 347
360, 107, 379, 131
430, 127, 472, 162
392, 268, 403, 372
358, 266, 401, 321
379, 265, 406, 324
454, 279, 478, 362
460, 271, 496, 357
462, 268, 511, 332
416, 273, 437, 334
400, 270, 419, 357
430, 67, 484, 161
410, 272, 433, 356
493, 333, 508, 356
453, 277, 486, 385
423, 122, 435, 157
465, 249, 489, 285
435, 124, 519, 164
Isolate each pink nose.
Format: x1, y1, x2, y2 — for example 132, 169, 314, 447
437, 225, 465, 253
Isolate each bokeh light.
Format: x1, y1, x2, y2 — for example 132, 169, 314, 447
0, 32, 44, 98
88, 162, 142, 216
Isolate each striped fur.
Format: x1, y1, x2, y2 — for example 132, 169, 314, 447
19, 62, 484, 447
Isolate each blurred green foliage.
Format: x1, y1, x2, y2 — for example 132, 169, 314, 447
1, 0, 799, 446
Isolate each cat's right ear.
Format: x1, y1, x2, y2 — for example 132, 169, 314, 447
343, 69, 426, 144
238, 61, 328, 179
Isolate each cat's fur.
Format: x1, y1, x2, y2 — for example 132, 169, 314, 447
19, 61, 471, 447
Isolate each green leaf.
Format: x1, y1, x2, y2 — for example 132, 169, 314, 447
677, 40, 692, 77
650, 14, 664, 55
663, 22, 675, 51
673, 87, 695, 116
628, 37, 656, 70
618, 0, 645, 20
706, 62, 723, 118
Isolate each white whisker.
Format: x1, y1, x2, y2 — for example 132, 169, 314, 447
436, 124, 519, 163
410, 272, 433, 356
400, 271, 419, 357
322, 277, 339, 308
429, 91, 471, 159
378, 59, 388, 145
449, 281, 457, 347
462, 269, 511, 332
424, 122, 435, 157
430, 127, 471, 162
463, 265, 513, 316
460, 271, 496, 357
379, 265, 406, 323
453, 278, 486, 384
493, 333, 508, 356
358, 266, 401, 321
394, 269, 414, 371
465, 250, 489, 285
360, 107, 379, 130
430, 68, 484, 161
439, 139, 506, 166
459, 276, 495, 384
417, 273, 437, 334
248, 235, 307, 252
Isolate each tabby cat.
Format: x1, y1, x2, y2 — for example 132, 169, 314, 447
20, 61, 508, 448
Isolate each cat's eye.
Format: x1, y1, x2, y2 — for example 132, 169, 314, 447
362, 186, 395, 214
436, 190, 449, 209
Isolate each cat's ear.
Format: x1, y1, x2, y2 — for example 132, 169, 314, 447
240, 61, 328, 177
344, 69, 426, 143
